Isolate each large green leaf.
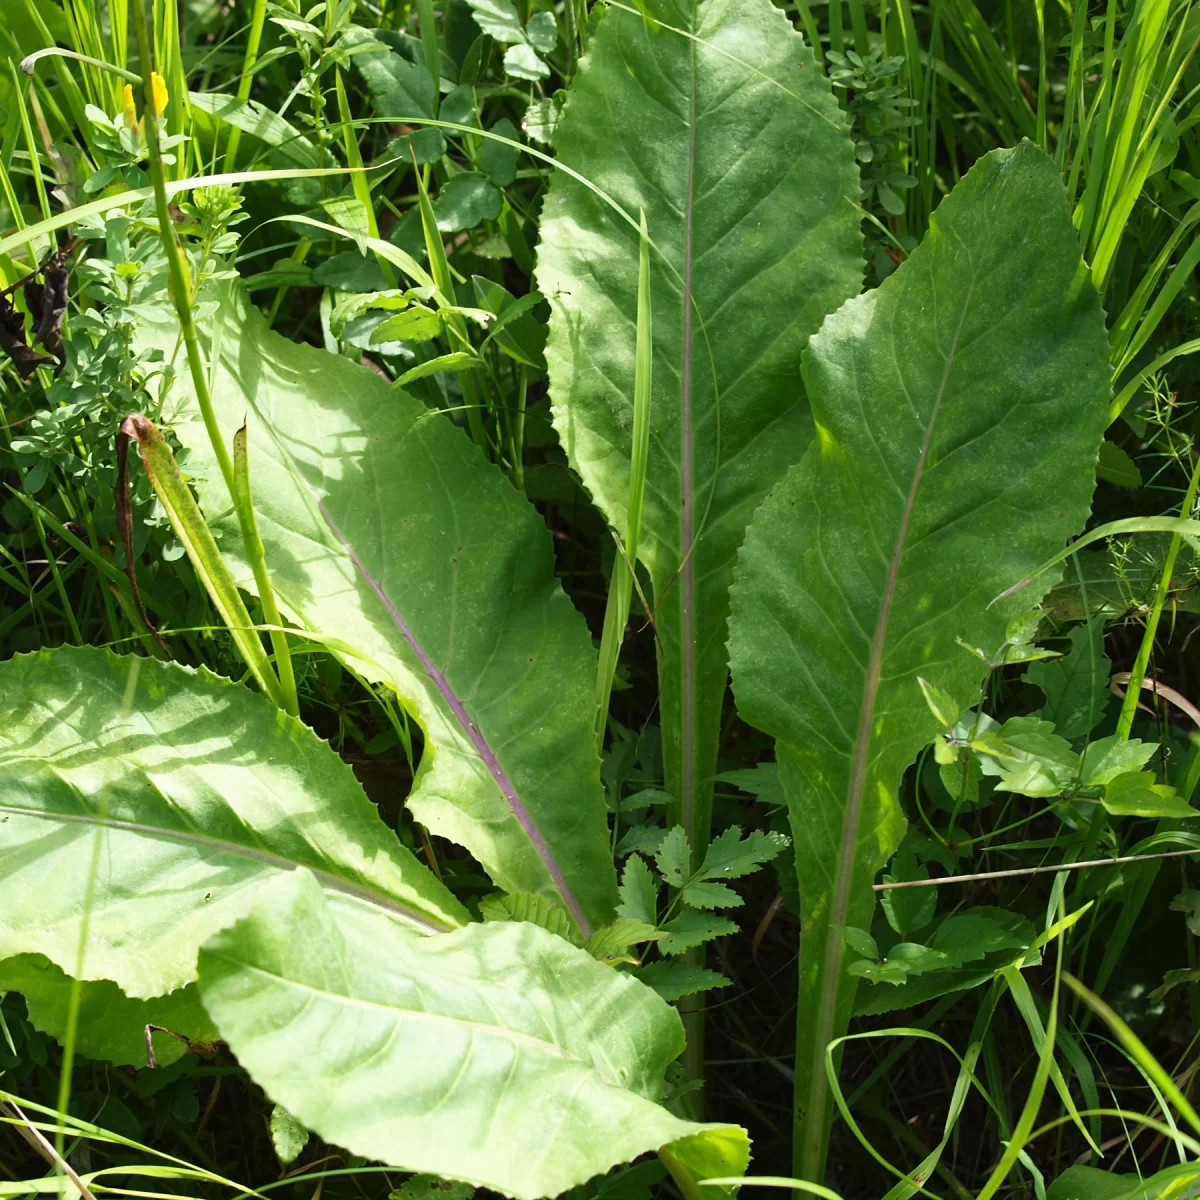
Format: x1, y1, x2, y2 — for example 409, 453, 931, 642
0, 647, 465, 997
727, 141, 1110, 1178
199, 868, 749, 1200
537, 0, 862, 857
150, 289, 618, 934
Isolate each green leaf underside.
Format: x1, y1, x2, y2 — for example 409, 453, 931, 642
538, 0, 862, 852
0, 647, 464, 998
147, 288, 617, 935
0, 953, 217, 1068
198, 870, 748, 1200
728, 142, 1109, 1171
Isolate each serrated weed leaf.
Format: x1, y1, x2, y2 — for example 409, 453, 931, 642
697, 826, 789, 881
636, 961, 732, 1002
618, 854, 660, 925
681, 881, 741, 910
728, 141, 1110, 1175
658, 911, 738, 956
655, 826, 692, 887
478, 893, 583, 946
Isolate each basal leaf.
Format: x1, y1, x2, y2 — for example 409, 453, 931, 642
728, 141, 1110, 1175
538, 0, 862, 859
197, 869, 747, 1200
151, 288, 618, 934
0, 647, 464, 998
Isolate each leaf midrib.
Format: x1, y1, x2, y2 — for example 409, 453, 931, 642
807, 282, 976, 1105
309, 492, 592, 935
677, 9, 700, 846
0, 803, 452, 934
217, 955, 625, 1084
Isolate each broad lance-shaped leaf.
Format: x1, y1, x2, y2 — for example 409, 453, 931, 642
199, 869, 749, 1200
147, 288, 617, 934
0, 647, 466, 998
727, 141, 1110, 1178
538, 0, 862, 858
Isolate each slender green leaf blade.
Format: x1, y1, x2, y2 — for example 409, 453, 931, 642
538, 0, 862, 856
197, 869, 747, 1200
0, 647, 465, 998
728, 141, 1110, 1177
150, 290, 618, 934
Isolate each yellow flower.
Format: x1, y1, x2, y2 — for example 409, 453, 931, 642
150, 71, 169, 115
121, 82, 138, 128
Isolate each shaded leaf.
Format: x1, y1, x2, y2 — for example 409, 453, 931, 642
1096, 441, 1142, 488
657, 911, 737, 956
681, 881, 741, 910
1170, 889, 1200, 935
0, 954, 217, 1069
1025, 625, 1111, 739
635, 961, 731, 1002
697, 826, 789, 880
479, 118, 521, 187
654, 826, 691, 888
478, 892, 583, 945
434, 172, 502, 232
617, 855, 659, 925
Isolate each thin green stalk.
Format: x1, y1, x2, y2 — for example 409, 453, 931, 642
334, 70, 396, 287
1115, 442, 1200, 739
415, 0, 440, 112
53, 658, 142, 1168
134, 0, 293, 710
27, 493, 83, 645
234, 428, 299, 716
9, 61, 51, 225
223, 0, 269, 171
594, 211, 652, 750
413, 161, 490, 450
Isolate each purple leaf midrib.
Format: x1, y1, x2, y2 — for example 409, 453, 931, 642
313, 496, 592, 937
803, 285, 975, 1127
677, 18, 700, 852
